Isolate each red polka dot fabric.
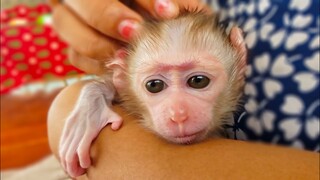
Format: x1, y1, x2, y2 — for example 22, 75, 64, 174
0, 4, 83, 94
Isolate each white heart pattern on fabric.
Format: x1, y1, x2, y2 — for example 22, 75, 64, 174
260, 23, 275, 40
309, 35, 319, 49
305, 116, 320, 140
263, 79, 283, 99
291, 140, 305, 149
270, 29, 286, 49
304, 52, 320, 72
292, 14, 313, 29
245, 30, 258, 49
281, 95, 304, 115
279, 118, 302, 141
258, 0, 271, 14
271, 54, 294, 77
254, 53, 270, 74
293, 72, 319, 93
261, 110, 276, 131
244, 82, 257, 97
243, 17, 257, 32
285, 31, 309, 50
247, 117, 263, 135
289, 0, 311, 12
246, 2, 255, 15
244, 98, 258, 113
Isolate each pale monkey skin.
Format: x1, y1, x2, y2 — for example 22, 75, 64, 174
58, 11, 248, 178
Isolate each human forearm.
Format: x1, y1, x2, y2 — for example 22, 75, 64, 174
47, 81, 319, 180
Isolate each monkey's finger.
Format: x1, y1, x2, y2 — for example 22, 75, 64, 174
59, 128, 74, 161
59, 126, 77, 169
66, 154, 86, 178
60, 119, 83, 166
66, 128, 86, 177
59, 105, 81, 148
64, 0, 142, 42
106, 111, 123, 130
77, 129, 101, 168
52, 4, 120, 60
111, 120, 123, 130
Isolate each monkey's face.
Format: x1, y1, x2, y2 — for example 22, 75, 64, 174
132, 53, 228, 144
114, 12, 247, 144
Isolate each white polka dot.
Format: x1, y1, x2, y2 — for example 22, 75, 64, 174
29, 46, 36, 52
18, 7, 27, 14
50, 42, 59, 50
54, 55, 61, 61
22, 76, 30, 82
0, 36, 5, 43
0, 12, 8, 20
28, 57, 37, 65
6, 61, 13, 67
11, 69, 19, 76
22, 33, 32, 41
1, 48, 8, 56
50, 32, 56, 37
55, 66, 64, 73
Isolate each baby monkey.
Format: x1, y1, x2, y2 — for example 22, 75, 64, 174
59, 11, 247, 177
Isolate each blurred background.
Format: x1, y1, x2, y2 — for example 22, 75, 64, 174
0, 0, 89, 177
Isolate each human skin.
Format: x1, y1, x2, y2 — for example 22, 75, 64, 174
48, 81, 320, 180
48, 0, 209, 74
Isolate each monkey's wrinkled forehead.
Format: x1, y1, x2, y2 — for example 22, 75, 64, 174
127, 11, 235, 68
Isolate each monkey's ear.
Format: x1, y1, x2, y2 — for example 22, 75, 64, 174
229, 26, 247, 80
106, 49, 128, 91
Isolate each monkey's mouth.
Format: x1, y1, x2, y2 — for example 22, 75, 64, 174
172, 131, 203, 144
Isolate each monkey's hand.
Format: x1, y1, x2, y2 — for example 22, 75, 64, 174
59, 81, 123, 178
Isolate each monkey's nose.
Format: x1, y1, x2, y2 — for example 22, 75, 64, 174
169, 108, 188, 123
170, 115, 188, 123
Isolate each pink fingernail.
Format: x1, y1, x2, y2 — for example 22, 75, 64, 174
118, 20, 139, 40
155, 0, 177, 18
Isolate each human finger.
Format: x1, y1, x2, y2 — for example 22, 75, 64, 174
52, 4, 120, 60
68, 49, 107, 75
176, 0, 212, 13
134, 0, 178, 19
134, 0, 211, 19
47, 0, 60, 7
64, 0, 143, 42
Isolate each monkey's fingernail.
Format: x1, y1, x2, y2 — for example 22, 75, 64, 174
155, 0, 178, 19
118, 20, 140, 40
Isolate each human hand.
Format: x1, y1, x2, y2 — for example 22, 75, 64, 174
49, 0, 209, 74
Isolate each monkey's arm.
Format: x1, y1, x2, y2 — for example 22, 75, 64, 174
56, 80, 122, 177
48, 81, 319, 180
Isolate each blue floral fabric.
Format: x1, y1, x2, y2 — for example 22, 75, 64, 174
207, 0, 320, 151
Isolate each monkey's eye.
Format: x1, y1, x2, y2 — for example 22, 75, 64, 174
145, 79, 165, 93
187, 75, 210, 89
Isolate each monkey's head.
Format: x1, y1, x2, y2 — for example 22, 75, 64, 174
108, 12, 247, 144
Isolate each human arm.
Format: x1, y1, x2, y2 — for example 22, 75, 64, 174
47, 81, 319, 180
